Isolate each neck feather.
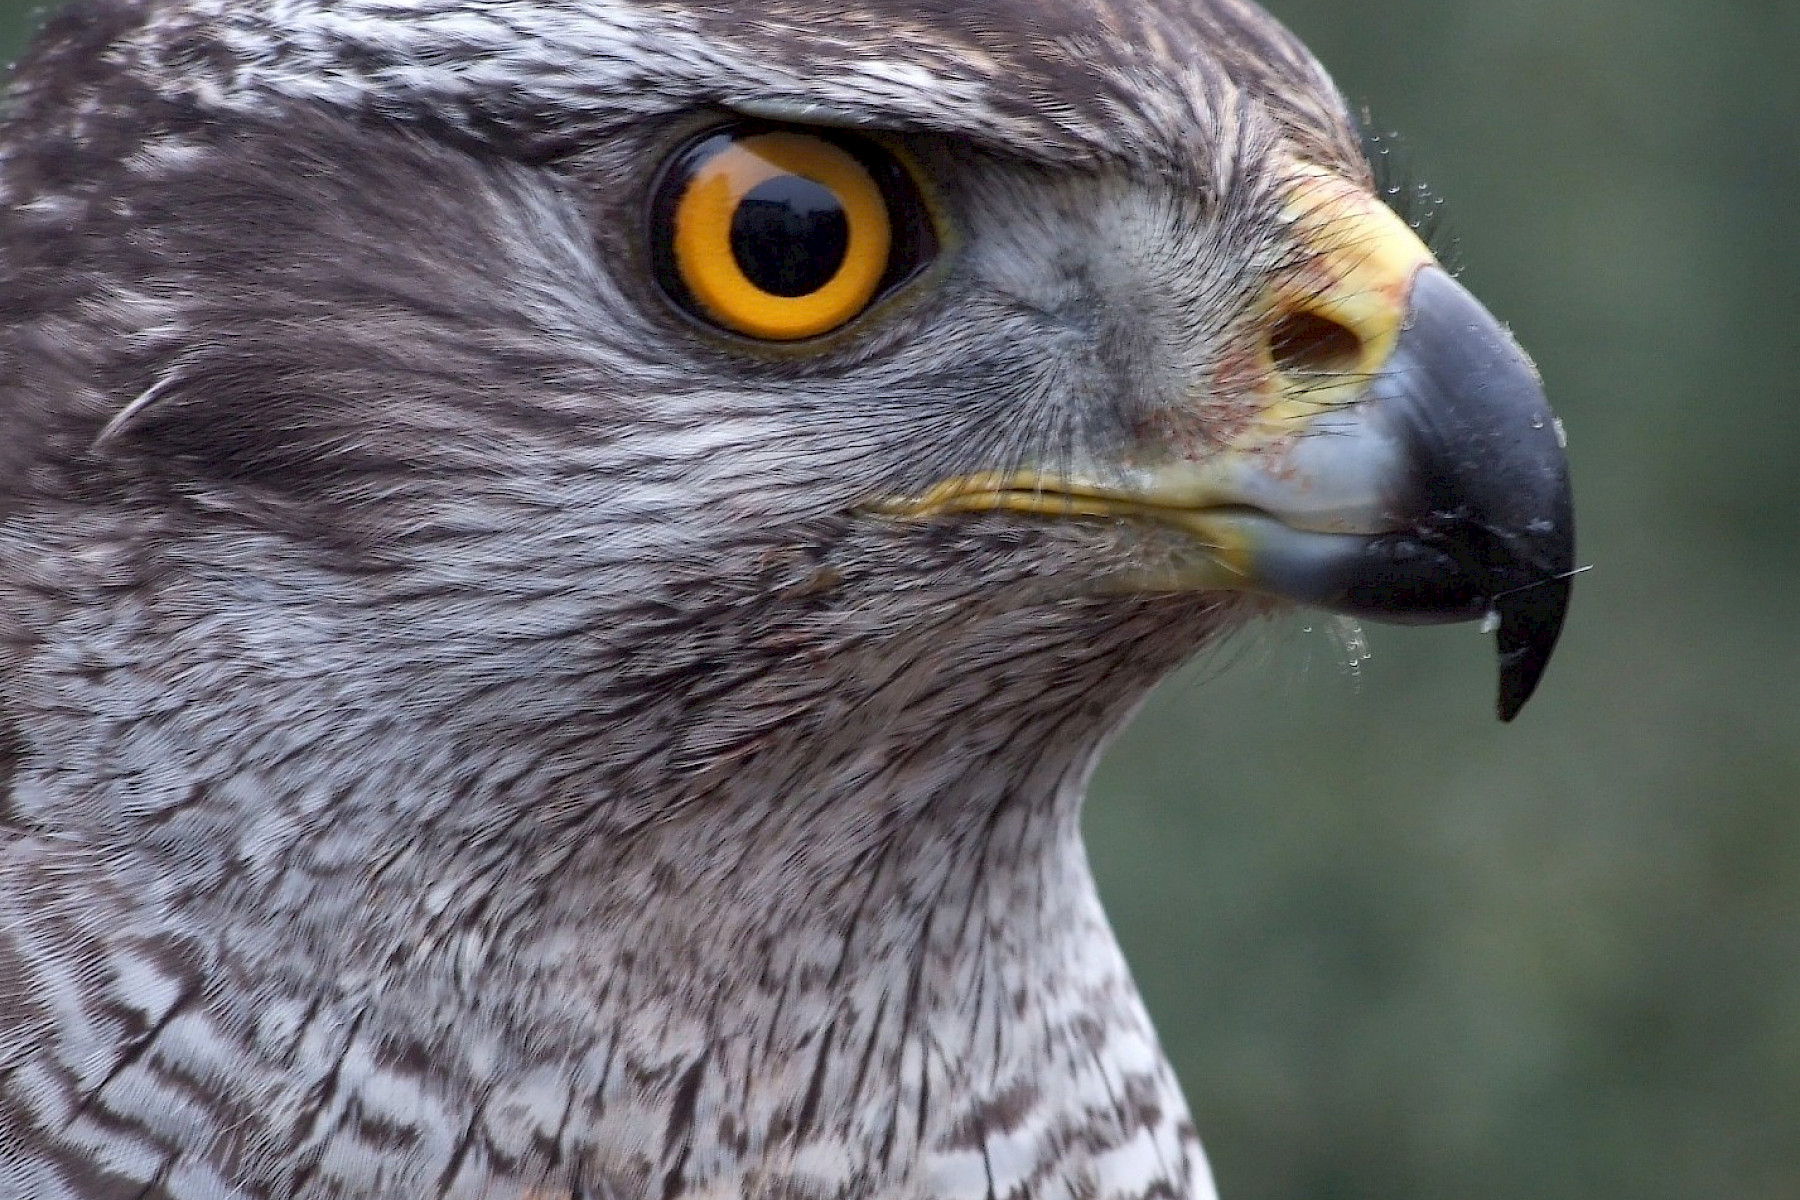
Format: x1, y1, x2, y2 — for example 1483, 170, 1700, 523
13, 550, 1226, 1198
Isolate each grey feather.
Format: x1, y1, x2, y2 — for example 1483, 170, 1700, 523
0, 1, 1367, 1196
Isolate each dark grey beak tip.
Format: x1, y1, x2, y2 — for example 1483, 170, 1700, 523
1395, 267, 1575, 722
1495, 570, 1572, 722
1362, 268, 1577, 721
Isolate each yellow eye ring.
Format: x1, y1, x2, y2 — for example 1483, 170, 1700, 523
651, 126, 938, 343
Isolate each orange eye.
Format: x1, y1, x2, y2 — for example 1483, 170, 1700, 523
651, 126, 937, 342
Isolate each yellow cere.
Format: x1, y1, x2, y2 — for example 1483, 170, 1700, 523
672, 132, 892, 341
1231, 157, 1440, 444
1274, 162, 1440, 379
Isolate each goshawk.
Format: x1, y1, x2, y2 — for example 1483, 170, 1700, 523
0, 1, 1573, 1197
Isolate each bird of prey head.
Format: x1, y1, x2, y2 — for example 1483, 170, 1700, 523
0, 1, 1572, 1197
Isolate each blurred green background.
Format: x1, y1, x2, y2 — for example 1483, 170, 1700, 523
2, 1, 1794, 1198
1087, 4, 1800, 1199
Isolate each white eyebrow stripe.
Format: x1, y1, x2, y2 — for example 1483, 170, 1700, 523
119, 0, 1250, 169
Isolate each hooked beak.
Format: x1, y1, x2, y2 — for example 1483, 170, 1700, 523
1214, 264, 1575, 719
872, 169, 1575, 720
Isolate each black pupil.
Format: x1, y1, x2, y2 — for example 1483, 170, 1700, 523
729, 174, 851, 297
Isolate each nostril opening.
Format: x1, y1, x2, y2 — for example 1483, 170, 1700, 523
1269, 310, 1364, 376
